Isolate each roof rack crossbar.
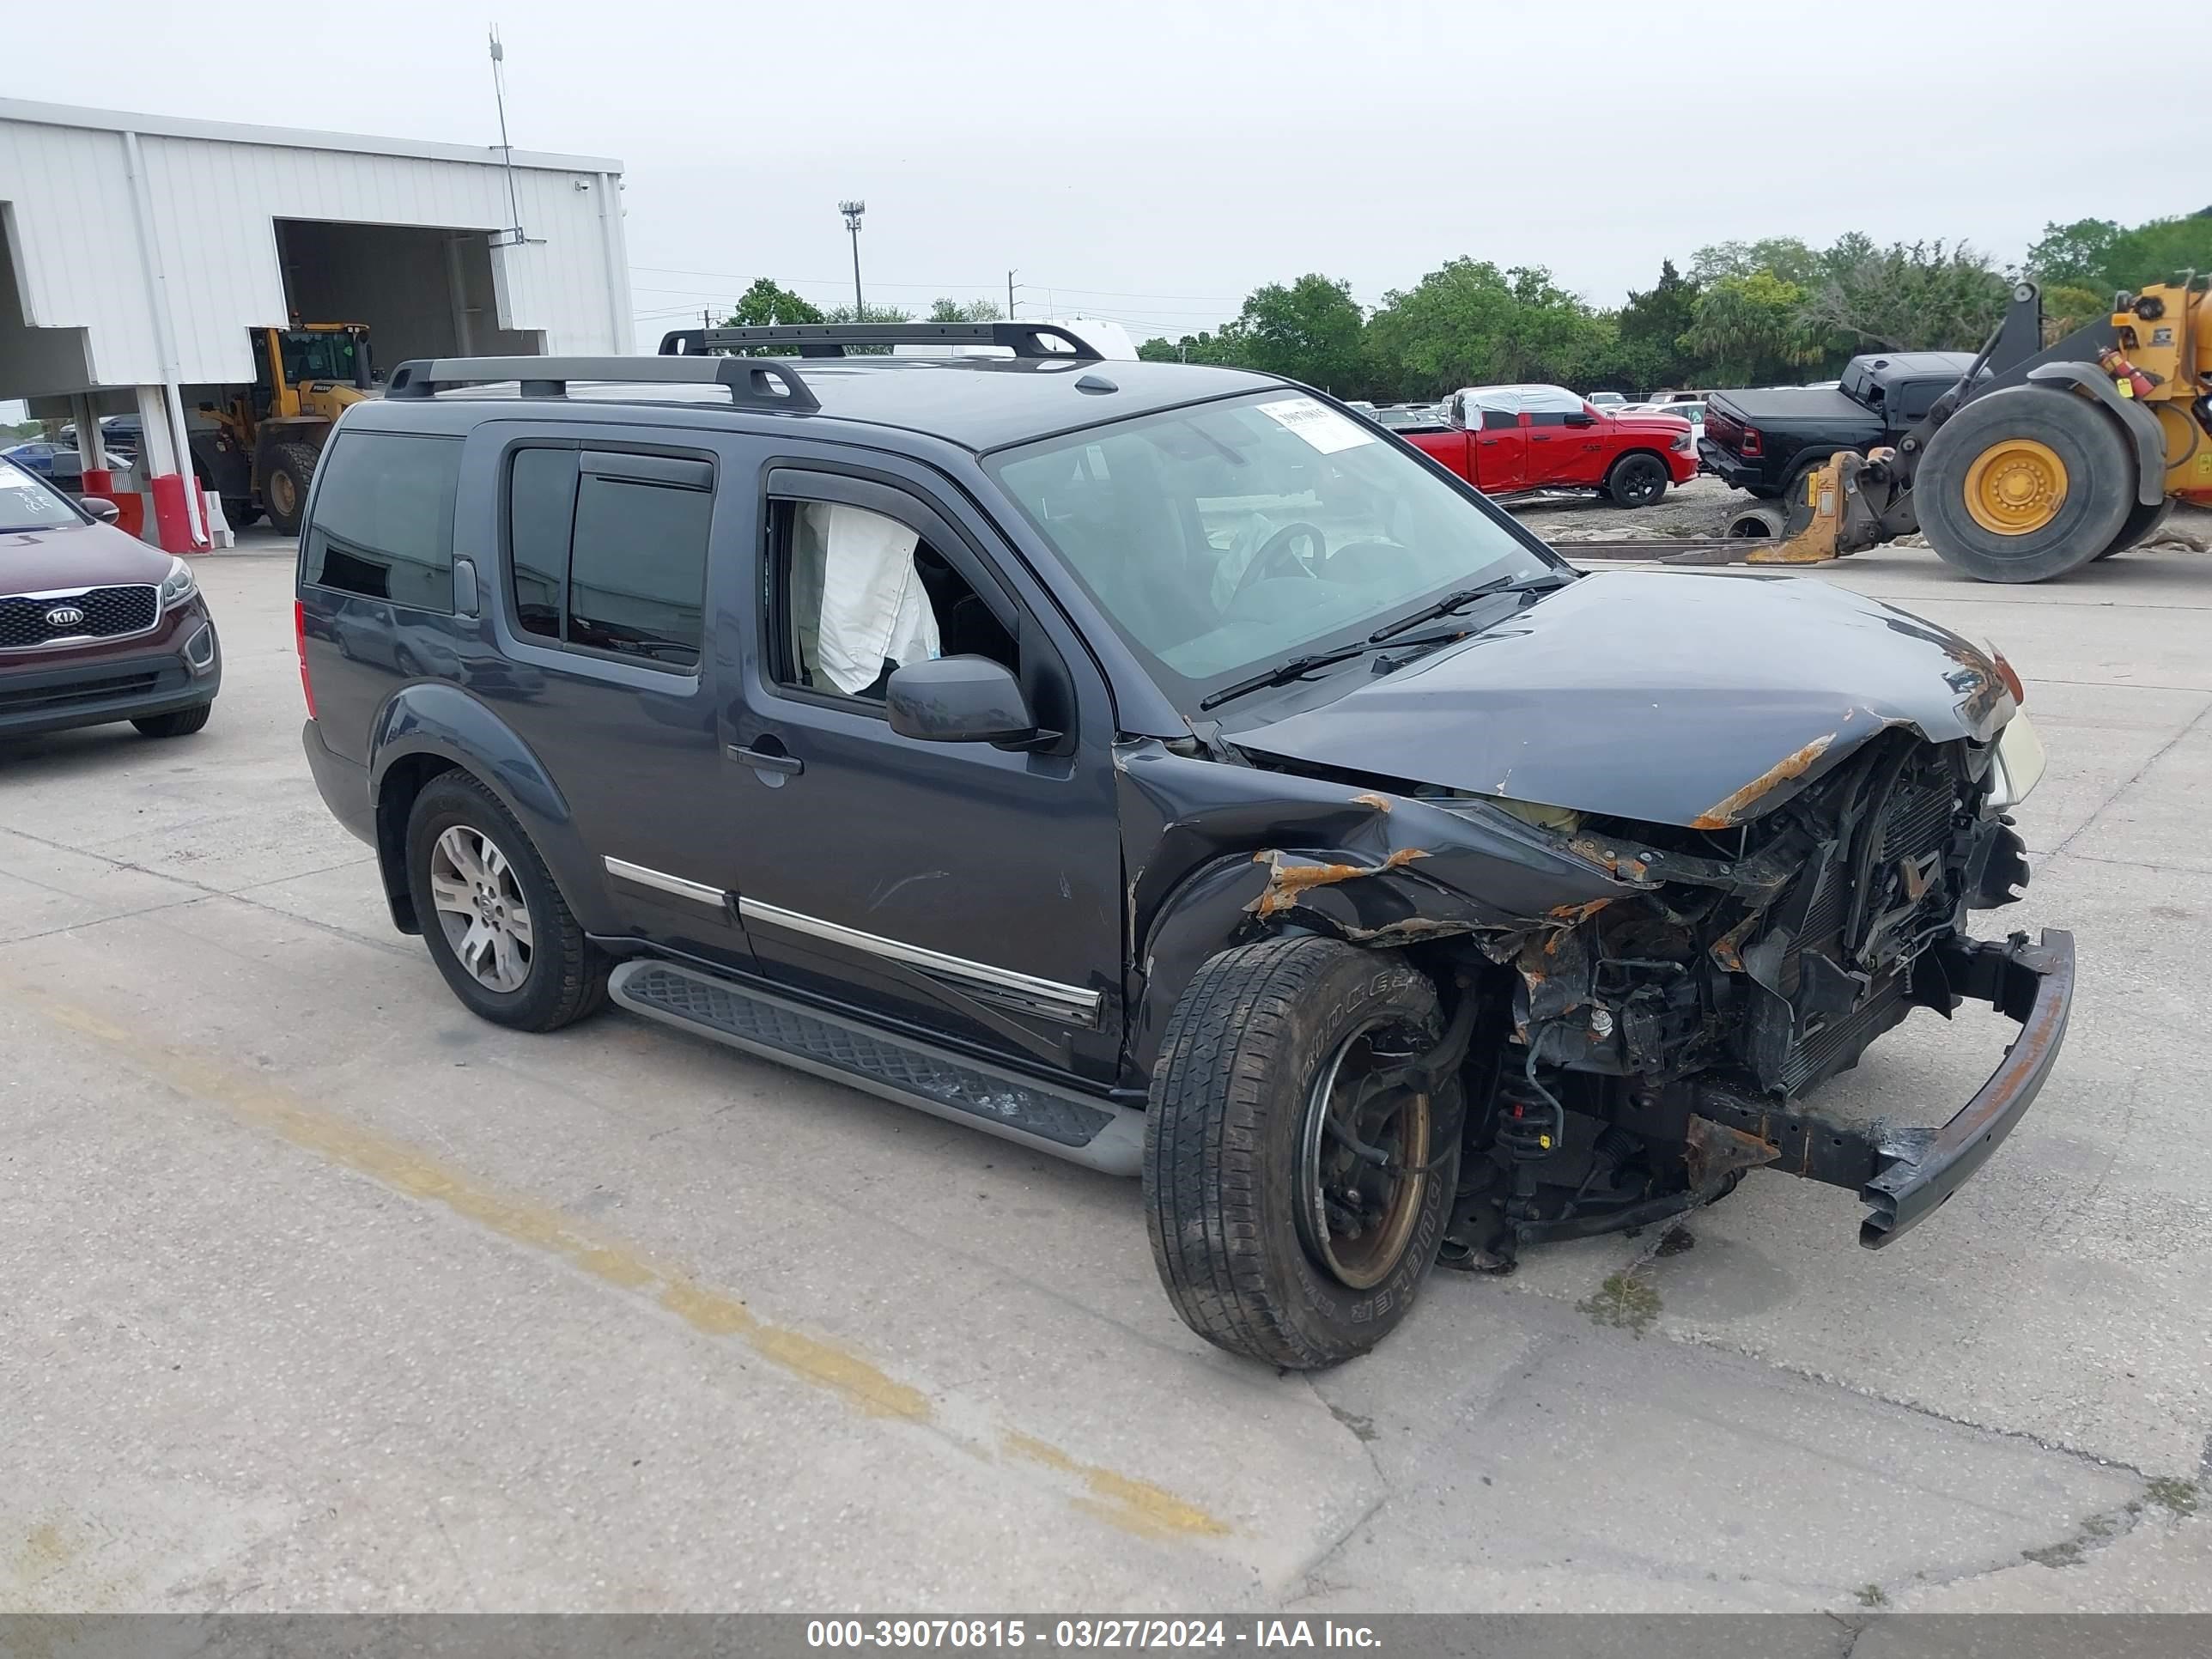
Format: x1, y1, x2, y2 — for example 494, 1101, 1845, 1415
658, 321, 1102, 362
384, 355, 819, 412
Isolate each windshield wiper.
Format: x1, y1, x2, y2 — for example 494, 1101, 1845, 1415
1198, 643, 1373, 711
1367, 570, 1570, 643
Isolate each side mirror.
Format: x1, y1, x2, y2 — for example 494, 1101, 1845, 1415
886, 656, 1039, 745
77, 496, 120, 524
1565, 410, 1597, 427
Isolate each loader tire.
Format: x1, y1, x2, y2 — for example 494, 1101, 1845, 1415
262, 442, 321, 536
1916, 386, 2133, 583
1143, 936, 1458, 1370
2095, 497, 2173, 561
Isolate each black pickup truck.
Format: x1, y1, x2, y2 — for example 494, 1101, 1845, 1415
1701, 351, 1978, 498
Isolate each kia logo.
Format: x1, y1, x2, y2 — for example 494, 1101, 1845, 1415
45, 605, 87, 629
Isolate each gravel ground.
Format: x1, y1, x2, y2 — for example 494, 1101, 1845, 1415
1509, 472, 2212, 551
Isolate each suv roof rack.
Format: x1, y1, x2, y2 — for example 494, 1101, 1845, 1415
658, 321, 1103, 362
384, 355, 819, 412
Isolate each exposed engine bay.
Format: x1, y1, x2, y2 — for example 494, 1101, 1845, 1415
1438, 727, 2038, 1267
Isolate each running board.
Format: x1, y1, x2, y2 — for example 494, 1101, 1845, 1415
607, 959, 1143, 1177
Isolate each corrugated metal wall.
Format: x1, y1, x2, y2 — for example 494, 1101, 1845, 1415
0, 105, 629, 396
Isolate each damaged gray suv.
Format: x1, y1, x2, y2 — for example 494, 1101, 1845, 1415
296, 324, 2072, 1370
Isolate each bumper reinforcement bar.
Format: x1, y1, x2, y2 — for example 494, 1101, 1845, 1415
1689, 928, 2075, 1248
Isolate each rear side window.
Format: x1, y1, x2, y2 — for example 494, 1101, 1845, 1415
302, 431, 461, 611
503, 447, 712, 672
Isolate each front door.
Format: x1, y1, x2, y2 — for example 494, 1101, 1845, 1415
720, 448, 1127, 1083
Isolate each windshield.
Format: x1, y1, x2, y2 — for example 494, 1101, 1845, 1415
0, 458, 82, 532
280, 331, 362, 385
988, 391, 1555, 708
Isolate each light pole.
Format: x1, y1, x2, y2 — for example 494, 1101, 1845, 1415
839, 199, 866, 318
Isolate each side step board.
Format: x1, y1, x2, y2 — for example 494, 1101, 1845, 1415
608, 959, 1143, 1177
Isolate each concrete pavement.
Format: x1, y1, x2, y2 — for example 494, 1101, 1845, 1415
3, 545, 2206, 1613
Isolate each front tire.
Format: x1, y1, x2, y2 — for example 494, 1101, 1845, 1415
1144, 937, 1459, 1370
404, 774, 608, 1031
131, 702, 211, 738
1607, 453, 1668, 508
1916, 386, 2134, 582
262, 441, 320, 536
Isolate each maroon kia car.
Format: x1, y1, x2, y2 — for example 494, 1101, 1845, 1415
1, 454, 220, 742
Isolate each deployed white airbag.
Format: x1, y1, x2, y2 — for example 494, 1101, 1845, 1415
805, 503, 941, 696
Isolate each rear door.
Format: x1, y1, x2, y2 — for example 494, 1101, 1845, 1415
465, 419, 752, 967
1471, 400, 1527, 491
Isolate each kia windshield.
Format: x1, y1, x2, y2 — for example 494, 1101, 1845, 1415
987, 391, 1559, 711
0, 458, 82, 532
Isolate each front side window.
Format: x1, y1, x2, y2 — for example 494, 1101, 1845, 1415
769, 499, 1015, 705
988, 391, 1553, 709
503, 447, 711, 671
301, 431, 461, 611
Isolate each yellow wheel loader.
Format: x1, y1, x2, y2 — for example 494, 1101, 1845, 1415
1723, 278, 2211, 582
191, 325, 374, 536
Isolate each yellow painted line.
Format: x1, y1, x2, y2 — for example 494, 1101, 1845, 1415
10, 981, 1229, 1542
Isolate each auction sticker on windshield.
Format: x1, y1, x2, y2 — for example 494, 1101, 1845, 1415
1256, 396, 1376, 454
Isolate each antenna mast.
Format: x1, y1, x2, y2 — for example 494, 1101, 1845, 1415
488, 27, 537, 246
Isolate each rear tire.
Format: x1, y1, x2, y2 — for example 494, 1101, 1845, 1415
1607, 453, 1668, 508
2095, 496, 2173, 561
1916, 386, 2134, 583
223, 498, 264, 528
404, 774, 608, 1032
131, 702, 211, 738
1143, 936, 1459, 1370
262, 441, 321, 536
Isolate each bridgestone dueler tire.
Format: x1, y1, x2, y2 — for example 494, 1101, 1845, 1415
2096, 496, 2173, 561
1143, 936, 1459, 1370
1917, 386, 2134, 583
405, 773, 609, 1033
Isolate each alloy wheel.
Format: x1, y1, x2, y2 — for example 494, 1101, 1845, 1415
428, 824, 534, 993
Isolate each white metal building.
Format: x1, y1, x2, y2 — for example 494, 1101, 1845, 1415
0, 98, 629, 549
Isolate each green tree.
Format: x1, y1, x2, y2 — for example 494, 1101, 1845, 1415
1613, 258, 1700, 390
1363, 258, 1607, 398
1222, 274, 1365, 391
1799, 237, 2008, 354
722, 278, 824, 329
2027, 209, 2212, 301
1684, 270, 1820, 385
927, 297, 1004, 322
819, 300, 915, 354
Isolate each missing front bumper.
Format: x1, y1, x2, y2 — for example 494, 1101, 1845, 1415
1690, 927, 2075, 1248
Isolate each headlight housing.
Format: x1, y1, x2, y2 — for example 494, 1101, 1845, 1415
157, 555, 198, 611
1986, 713, 2046, 811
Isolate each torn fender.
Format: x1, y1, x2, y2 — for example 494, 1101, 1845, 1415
1115, 741, 1626, 1079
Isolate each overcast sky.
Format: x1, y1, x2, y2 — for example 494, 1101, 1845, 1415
7, 0, 2206, 352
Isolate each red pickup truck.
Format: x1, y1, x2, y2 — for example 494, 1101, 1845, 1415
1404, 383, 1698, 507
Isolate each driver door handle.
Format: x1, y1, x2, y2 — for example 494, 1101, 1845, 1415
728, 743, 803, 776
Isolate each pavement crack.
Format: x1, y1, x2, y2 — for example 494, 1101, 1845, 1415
2051, 695, 2212, 859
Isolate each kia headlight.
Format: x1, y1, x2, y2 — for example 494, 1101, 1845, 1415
158, 556, 198, 611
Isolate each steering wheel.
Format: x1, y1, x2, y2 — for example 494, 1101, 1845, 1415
1231, 521, 1328, 600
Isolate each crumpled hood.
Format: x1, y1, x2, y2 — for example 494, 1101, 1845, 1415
1237, 570, 2014, 830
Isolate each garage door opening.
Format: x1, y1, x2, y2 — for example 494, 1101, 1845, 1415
1, 201, 94, 402
274, 219, 543, 375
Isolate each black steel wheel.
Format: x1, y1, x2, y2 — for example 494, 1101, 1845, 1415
1607, 453, 1669, 508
